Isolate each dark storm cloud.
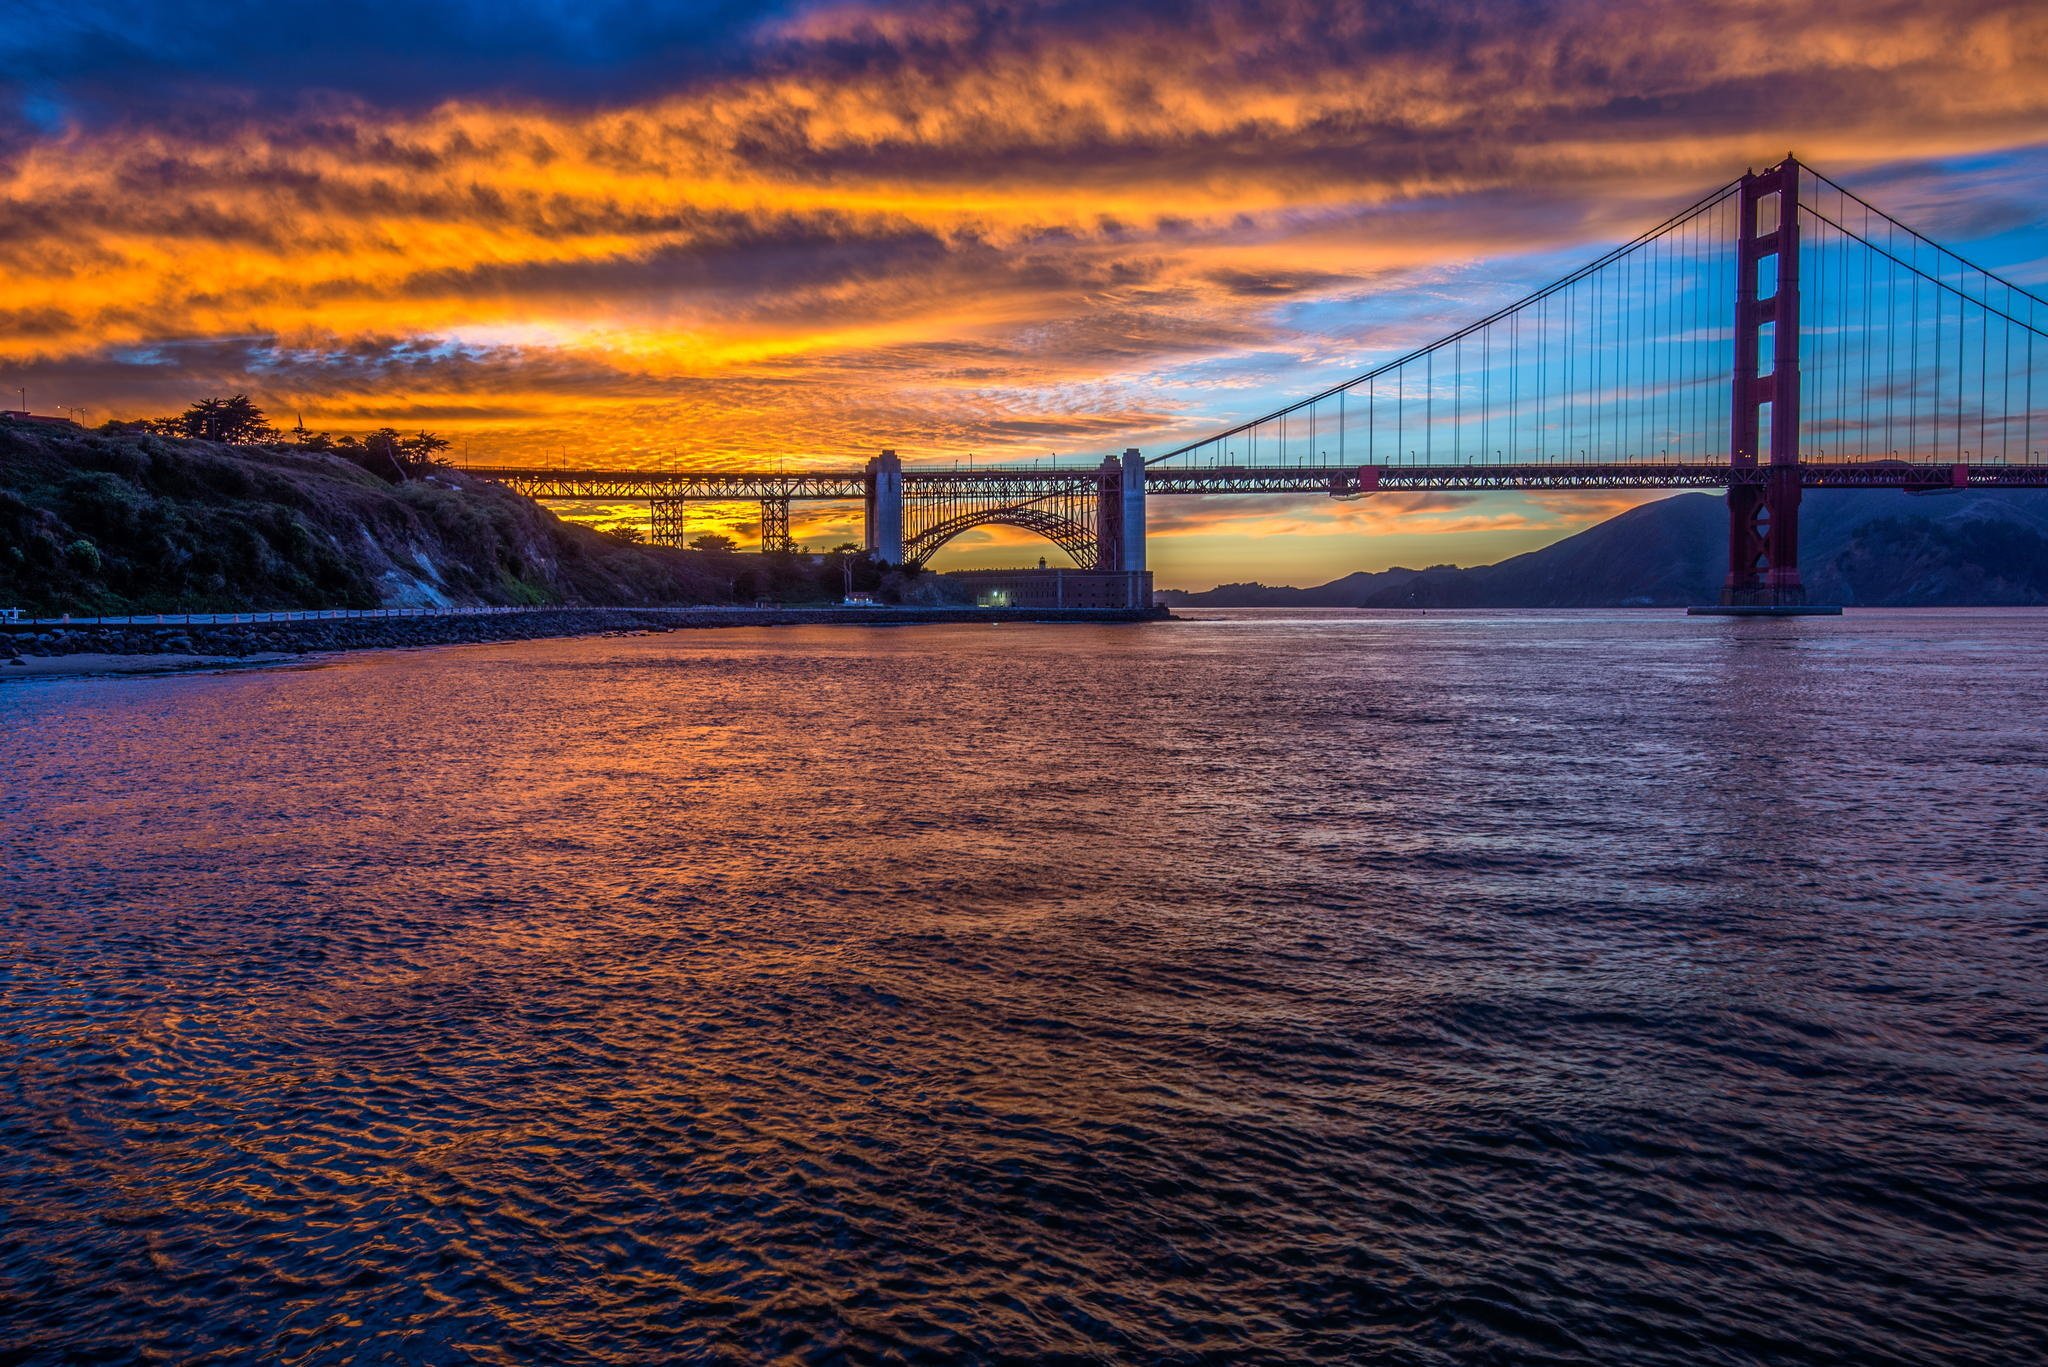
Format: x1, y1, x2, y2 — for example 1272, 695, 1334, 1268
1, 0, 2043, 483
5, 333, 669, 418
1206, 268, 1363, 299
0, 1, 791, 141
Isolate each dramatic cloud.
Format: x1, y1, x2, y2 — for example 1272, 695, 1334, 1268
3, 0, 2045, 579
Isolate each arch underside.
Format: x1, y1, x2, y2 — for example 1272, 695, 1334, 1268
904, 506, 1097, 570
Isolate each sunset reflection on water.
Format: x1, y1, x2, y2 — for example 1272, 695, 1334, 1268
4, 611, 2047, 1363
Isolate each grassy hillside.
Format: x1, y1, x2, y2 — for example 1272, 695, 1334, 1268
0, 424, 730, 615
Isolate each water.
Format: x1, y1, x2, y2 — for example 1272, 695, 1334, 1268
3, 609, 2046, 1365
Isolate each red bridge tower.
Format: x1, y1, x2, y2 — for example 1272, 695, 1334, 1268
1723, 156, 1805, 608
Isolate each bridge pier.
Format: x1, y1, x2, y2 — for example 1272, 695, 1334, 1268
760, 495, 796, 554
1091, 448, 1148, 573
865, 449, 904, 565
1095, 455, 1124, 572
651, 497, 689, 549
1120, 448, 1147, 574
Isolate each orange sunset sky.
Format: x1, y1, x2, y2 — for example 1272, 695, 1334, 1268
3, 0, 2045, 585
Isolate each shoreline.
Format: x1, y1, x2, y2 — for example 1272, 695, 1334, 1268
2, 604, 1170, 682
1, 651, 308, 680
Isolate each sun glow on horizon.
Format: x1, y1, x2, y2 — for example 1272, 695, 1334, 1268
4, 0, 2045, 583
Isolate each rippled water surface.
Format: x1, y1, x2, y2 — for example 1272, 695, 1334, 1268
4, 609, 2047, 1365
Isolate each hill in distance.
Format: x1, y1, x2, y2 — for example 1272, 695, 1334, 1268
1162, 489, 2048, 609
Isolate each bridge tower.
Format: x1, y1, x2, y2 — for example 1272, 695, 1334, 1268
865, 449, 904, 565
1120, 448, 1147, 574
1723, 156, 1805, 608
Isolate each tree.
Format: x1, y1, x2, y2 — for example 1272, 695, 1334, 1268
161, 394, 275, 444
595, 521, 646, 545
687, 533, 739, 554
401, 431, 452, 464
339, 428, 414, 482
64, 539, 103, 574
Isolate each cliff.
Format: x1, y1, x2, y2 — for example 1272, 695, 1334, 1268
0, 425, 727, 615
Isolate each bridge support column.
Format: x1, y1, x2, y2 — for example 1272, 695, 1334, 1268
1722, 156, 1806, 608
1095, 455, 1124, 572
759, 495, 796, 554
865, 449, 904, 565
651, 497, 689, 549
1120, 448, 1147, 573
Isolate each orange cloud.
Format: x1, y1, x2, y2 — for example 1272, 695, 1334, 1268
2, 0, 2043, 580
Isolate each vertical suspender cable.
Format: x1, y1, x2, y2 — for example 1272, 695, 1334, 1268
1979, 277, 1989, 464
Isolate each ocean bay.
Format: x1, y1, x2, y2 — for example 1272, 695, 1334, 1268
4, 610, 2044, 1362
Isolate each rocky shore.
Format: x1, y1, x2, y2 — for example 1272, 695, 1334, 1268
1, 604, 1169, 677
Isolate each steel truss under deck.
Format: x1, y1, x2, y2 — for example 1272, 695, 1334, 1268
482, 461, 2048, 503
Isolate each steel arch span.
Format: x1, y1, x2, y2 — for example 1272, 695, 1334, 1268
903, 505, 1096, 570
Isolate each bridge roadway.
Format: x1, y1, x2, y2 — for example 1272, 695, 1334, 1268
474, 460, 2048, 501
467, 458, 2048, 580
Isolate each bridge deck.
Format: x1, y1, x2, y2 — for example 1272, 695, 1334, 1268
471, 462, 2048, 500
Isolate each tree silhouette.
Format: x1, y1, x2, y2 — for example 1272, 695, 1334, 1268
136, 402, 452, 473
359, 428, 413, 481
686, 533, 740, 554
401, 431, 452, 463
157, 394, 275, 444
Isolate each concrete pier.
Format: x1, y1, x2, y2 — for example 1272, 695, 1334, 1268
945, 568, 1156, 611
865, 449, 905, 565
1687, 604, 1843, 616
1121, 448, 1147, 574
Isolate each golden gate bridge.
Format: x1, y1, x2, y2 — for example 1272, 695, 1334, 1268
473, 157, 2048, 611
